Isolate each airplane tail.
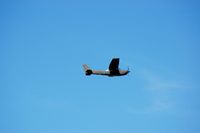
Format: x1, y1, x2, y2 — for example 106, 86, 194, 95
82, 64, 93, 75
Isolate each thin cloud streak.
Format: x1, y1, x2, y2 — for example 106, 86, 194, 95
139, 69, 188, 91
125, 68, 189, 115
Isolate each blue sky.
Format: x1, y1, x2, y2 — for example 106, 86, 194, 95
0, 0, 200, 133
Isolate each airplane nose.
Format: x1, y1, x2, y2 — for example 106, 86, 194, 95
127, 70, 130, 74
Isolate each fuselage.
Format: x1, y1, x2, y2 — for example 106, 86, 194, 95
92, 70, 129, 76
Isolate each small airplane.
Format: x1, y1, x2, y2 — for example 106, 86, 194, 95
83, 58, 130, 77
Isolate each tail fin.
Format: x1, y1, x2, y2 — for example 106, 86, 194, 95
82, 64, 93, 75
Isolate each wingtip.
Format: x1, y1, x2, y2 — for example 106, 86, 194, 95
112, 57, 120, 60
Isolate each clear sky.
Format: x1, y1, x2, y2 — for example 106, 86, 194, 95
1, 0, 200, 133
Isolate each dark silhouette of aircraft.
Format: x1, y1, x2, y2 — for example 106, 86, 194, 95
83, 58, 130, 77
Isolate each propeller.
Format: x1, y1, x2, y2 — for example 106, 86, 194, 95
127, 66, 131, 76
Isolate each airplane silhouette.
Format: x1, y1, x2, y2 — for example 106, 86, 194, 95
83, 58, 130, 77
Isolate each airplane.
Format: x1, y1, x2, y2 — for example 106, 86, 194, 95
83, 58, 130, 77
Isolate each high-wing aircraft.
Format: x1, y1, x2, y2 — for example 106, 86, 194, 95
83, 58, 130, 77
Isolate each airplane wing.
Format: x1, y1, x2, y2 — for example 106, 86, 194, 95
109, 58, 119, 71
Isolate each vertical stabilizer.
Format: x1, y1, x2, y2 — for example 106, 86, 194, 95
82, 64, 93, 75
